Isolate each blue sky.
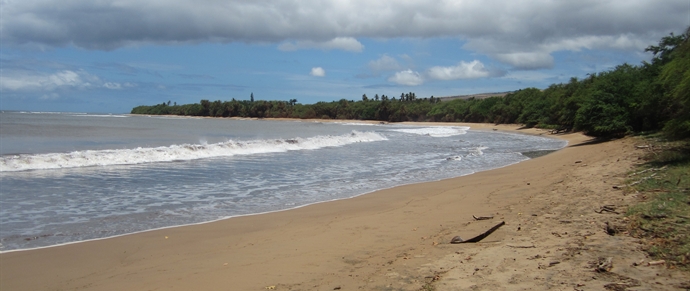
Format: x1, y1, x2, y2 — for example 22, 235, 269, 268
1, 0, 689, 113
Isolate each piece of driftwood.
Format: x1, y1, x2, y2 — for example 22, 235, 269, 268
628, 166, 666, 177
629, 173, 658, 186
507, 244, 536, 248
613, 172, 661, 189
472, 215, 494, 220
595, 205, 619, 214
450, 221, 506, 244
550, 128, 568, 134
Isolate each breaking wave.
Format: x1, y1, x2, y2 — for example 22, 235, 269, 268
390, 126, 470, 137
0, 131, 387, 172
467, 146, 488, 156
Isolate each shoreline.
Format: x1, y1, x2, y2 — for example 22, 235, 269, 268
0, 122, 561, 254
3, 123, 684, 290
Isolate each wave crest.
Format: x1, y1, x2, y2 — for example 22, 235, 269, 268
390, 126, 469, 137
0, 131, 387, 172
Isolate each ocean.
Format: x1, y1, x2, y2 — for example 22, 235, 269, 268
0, 111, 566, 252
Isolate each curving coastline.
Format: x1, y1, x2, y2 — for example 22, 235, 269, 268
1, 123, 686, 290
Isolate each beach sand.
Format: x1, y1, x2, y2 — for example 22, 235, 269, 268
1, 123, 687, 290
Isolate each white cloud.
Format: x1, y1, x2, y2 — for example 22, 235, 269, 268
2, 0, 686, 69
48, 70, 82, 87
103, 82, 121, 89
541, 34, 649, 52
388, 70, 423, 86
427, 60, 490, 80
0, 69, 131, 91
102, 82, 134, 89
279, 37, 364, 52
1, 75, 43, 91
310, 67, 325, 77
40, 93, 60, 100
368, 54, 401, 72
1, 70, 91, 91
492, 52, 555, 70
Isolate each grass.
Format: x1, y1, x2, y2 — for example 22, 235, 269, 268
625, 138, 690, 269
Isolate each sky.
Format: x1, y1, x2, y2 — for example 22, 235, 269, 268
1, 0, 689, 113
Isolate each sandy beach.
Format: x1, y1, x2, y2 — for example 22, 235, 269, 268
1, 123, 687, 290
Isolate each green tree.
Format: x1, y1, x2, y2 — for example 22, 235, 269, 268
646, 31, 688, 66
658, 27, 690, 138
574, 90, 630, 136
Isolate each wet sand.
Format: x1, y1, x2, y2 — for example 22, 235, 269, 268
1, 123, 686, 290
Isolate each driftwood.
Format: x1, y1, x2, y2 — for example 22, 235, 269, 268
472, 215, 494, 220
610, 166, 669, 189
550, 128, 568, 134
628, 166, 667, 177
595, 205, 619, 214
629, 173, 658, 186
450, 221, 506, 244
507, 244, 536, 248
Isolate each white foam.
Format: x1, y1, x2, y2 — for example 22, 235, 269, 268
0, 131, 387, 172
71, 114, 128, 118
467, 146, 488, 156
334, 122, 381, 126
390, 126, 470, 137
19, 111, 88, 115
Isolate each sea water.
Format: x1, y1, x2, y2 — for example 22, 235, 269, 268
0, 111, 566, 251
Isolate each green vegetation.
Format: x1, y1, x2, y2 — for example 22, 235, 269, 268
132, 27, 690, 140
626, 139, 690, 269
130, 29, 690, 272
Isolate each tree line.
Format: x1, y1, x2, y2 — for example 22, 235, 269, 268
130, 92, 441, 122
132, 28, 690, 139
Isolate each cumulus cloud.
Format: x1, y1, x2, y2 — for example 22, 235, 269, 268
0, 69, 131, 91
103, 82, 134, 89
1, 70, 90, 91
48, 70, 83, 87
388, 70, 423, 86
540, 34, 651, 52
1, 74, 44, 91
427, 60, 491, 80
40, 93, 60, 100
492, 52, 555, 70
1, 0, 686, 68
368, 54, 402, 72
310, 67, 325, 77
279, 37, 364, 52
